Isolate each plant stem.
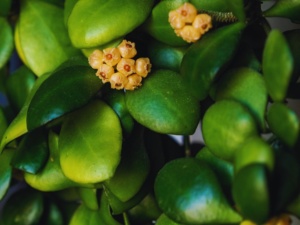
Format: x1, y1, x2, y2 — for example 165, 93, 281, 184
184, 136, 191, 158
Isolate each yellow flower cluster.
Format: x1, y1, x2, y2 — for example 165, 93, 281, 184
169, 3, 213, 43
88, 40, 152, 90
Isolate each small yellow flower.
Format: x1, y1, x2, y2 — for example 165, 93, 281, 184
193, 14, 213, 34
96, 64, 114, 84
177, 3, 197, 23
178, 26, 201, 43
125, 74, 142, 91
116, 58, 136, 76
117, 40, 137, 59
110, 72, 129, 90
103, 47, 121, 66
88, 50, 103, 69
136, 58, 151, 78
169, 10, 185, 30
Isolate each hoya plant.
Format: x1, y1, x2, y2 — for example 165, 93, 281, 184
0, 0, 300, 224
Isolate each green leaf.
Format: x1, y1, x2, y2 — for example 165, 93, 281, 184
76, 188, 99, 211
27, 65, 103, 131
5, 66, 36, 111
53, 56, 90, 73
103, 124, 150, 202
67, 0, 155, 48
267, 103, 299, 148
226, 0, 246, 22
0, 148, 14, 201
189, 0, 230, 12
103, 90, 134, 139
18, 0, 81, 76
123, 213, 131, 225
156, 213, 187, 225
2, 189, 44, 225
0, 72, 51, 154
155, 158, 242, 224
286, 193, 300, 218
141, 0, 190, 47
11, 128, 48, 174
180, 22, 246, 100
60, 100, 122, 184
0, 17, 13, 69
215, 67, 268, 131
232, 164, 270, 224
146, 39, 189, 73
0, 0, 12, 16
262, 29, 294, 102
125, 70, 200, 135
64, 0, 79, 26
263, 0, 300, 22
40, 199, 64, 225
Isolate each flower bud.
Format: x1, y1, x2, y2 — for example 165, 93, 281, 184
176, 3, 197, 23
169, 10, 185, 30
178, 26, 201, 43
117, 40, 137, 59
116, 58, 136, 76
110, 72, 129, 90
103, 47, 121, 66
125, 74, 142, 91
136, 58, 151, 78
96, 64, 114, 84
88, 50, 103, 69
193, 14, 213, 34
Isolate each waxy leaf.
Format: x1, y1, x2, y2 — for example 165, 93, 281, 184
25, 131, 94, 191
69, 191, 122, 225
68, 0, 155, 48
156, 214, 185, 225
103, 90, 134, 139
190, 0, 229, 12
76, 188, 98, 211
146, 39, 189, 73
142, 0, 189, 47
155, 158, 242, 224
0, 17, 13, 69
60, 100, 122, 184
11, 128, 48, 174
53, 56, 90, 73
103, 124, 150, 202
5, 66, 36, 111
2, 189, 44, 225
18, 0, 81, 76
126, 70, 200, 135
216, 67, 268, 131
263, 0, 300, 22
64, 0, 79, 26
226, 0, 246, 22
0, 0, 12, 16
232, 164, 270, 224
263, 30, 293, 102
181, 22, 246, 100
0, 72, 51, 154
27, 65, 103, 131
0, 148, 14, 201
267, 103, 299, 148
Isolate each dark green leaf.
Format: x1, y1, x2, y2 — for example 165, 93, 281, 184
263, 0, 300, 22
226, 0, 246, 22
156, 213, 187, 225
0, 17, 13, 69
41, 199, 64, 225
0, 148, 15, 201
76, 188, 98, 211
189, 0, 230, 12
0, 0, 12, 16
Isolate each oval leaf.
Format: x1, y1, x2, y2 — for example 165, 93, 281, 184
76, 187, 99, 211
0, 17, 13, 69
0, 148, 15, 201
263, 0, 300, 22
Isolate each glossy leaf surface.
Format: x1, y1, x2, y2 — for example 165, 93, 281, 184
0, 17, 13, 69
156, 213, 186, 225
27, 65, 102, 131
11, 128, 48, 174
103, 90, 134, 138
18, 0, 81, 76
60, 100, 122, 184
142, 0, 189, 47
262, 29, 293, 102
126, 70, 200, 135
53, 56, 90, 72
181, 22, 246, 100
0, 72, 51, 154
202, 100, 258, 161
267, 103, 299, 148
190, 0, 230, 12
0, 148, 14, 201
155, 158, 242, 224
76, 188, 98, 211
2, 189, 44, 225
232, 164, 270, 224
64, 0, 79, 25
263, 0, 300, 22
216, 67, 267, 131
68, 0, 155, 48
5, 66, 36, 111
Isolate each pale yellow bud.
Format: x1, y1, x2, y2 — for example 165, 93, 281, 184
125, 74, 142, 91
96, 64, 114, 84
169, 10, 185, 30
176, 3, 197, 23
103, 47, 121, 66
117, 40, 137, 59
88, 50, 103, 69
193, 14, 213, 34
110, 72, 129, 90
179, 25, 201, 43
116, 58, 136, 76
136, 58, 151, 78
